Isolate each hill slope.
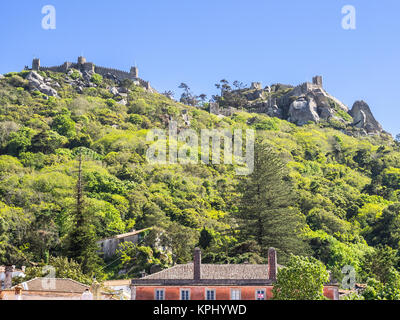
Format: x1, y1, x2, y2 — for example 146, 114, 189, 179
0, 68, 399, 282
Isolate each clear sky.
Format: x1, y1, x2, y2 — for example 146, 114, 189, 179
0, 0, 399, 134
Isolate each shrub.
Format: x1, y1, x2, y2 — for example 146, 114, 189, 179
91, 74, 103, 86
8, 75, 28, 88
128, 114, 142, 125
52, 114, 76, 138
70, 69, 82, 80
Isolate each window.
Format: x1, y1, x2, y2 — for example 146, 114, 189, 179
155, 289, 165, 300
256, 289, 266, 300
206, 289, 216, 300
231, 289, 241, 300
181, 289, 190, 300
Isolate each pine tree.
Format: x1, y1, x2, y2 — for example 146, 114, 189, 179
65, 154, 103, 277
236, 139, 310, 262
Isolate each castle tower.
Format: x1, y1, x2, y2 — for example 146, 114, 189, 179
32, 58, 40, 71
130, 66, 139, 78
78, 56, 87, 65
312, 75, 323, 88
251, 82, 262, 90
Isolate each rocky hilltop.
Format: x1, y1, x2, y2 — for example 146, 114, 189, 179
1, 59, 386, 136
211, 76, 385, 136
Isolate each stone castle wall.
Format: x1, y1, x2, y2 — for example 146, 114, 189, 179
32, 57, 151, 90
94, 65, 135, 80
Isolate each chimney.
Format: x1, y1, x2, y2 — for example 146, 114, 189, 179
267, 248, 277, 281
4, 265, 15, 289
14, 285, 22, 300
193, 248, 201, 281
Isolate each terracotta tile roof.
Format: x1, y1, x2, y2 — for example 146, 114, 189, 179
17, 278, 89, 293
141, 263, 274, 280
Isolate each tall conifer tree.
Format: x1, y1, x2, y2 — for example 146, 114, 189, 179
65, 154, 103, 276
236, 139, 310, 262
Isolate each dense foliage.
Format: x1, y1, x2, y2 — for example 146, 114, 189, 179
1, 70, 400, 298
272, 255, 329, 300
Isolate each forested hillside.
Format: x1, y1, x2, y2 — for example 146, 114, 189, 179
1, 69, 400, 298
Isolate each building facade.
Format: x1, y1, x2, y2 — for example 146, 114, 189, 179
97, 228, 149, 259
131, 248, 339, 300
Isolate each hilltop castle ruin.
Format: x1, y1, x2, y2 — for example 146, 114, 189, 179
29, 56, 152, 90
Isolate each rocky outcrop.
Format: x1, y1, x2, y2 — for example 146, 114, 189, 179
118, 99, 127, 106
109, 87, 119, 96
349, 100, 383, 134
265, 102, 282, 118
288, 95, 320, 125
27, 71, 58, 97
210, 77, 387, 135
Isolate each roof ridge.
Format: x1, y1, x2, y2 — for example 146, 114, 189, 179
20, 277, 89, 286
99, 227, 152, 241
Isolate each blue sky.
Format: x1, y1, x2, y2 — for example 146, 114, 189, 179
0, 0, 399, 134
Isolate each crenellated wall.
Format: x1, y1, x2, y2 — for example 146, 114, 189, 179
31, 57, 152, 90
94, 65, 135, 81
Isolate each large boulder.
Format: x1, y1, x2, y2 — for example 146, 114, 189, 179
266, 103, 282, 118
27, 71, 44, 88
109, 87, 119, 96
349, 100, 383, 134
37, 83, 58, 97
27, 71, 58, 97
288, 96, 320, 125
118, 99, 127, 106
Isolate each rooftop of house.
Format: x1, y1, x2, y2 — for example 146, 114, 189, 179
98, 227, 151, 242
131, 247, 281, 287
140, 263, 282, 280
16, 278, 89, 293
103, 279, 131, 286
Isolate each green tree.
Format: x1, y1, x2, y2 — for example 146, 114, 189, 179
166, 222, 198, 264
272, 255, 329, 300
198, 227, 213, 249
0, 217, 25, 266
22, 256, 92, 285
52, 114, 76, 138
64, 154, 104, 277
6, 127, 35, 156
366, 203, 400, 249
116, 242, 167, 277
362, 245, 398, 283
362, 268, 400, 300
236, 140, 310, 261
